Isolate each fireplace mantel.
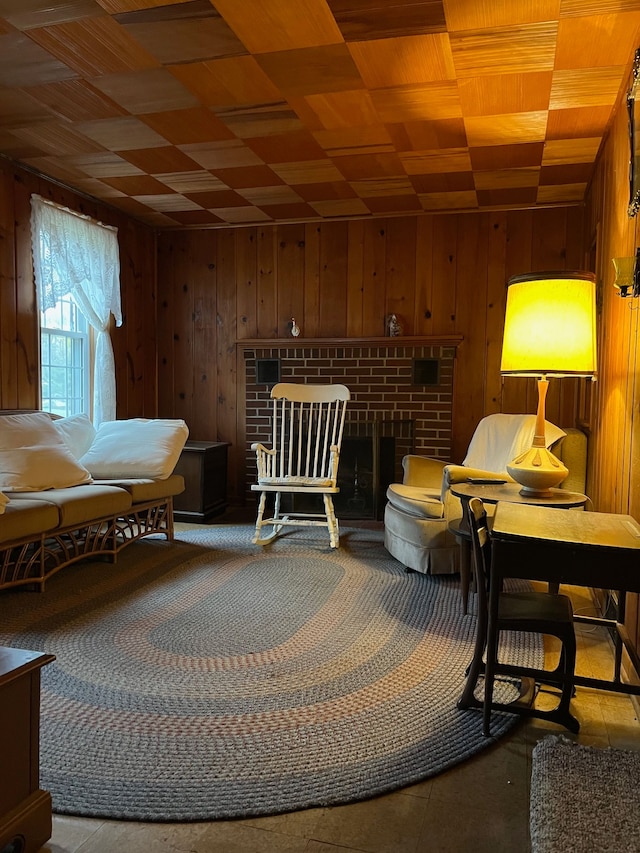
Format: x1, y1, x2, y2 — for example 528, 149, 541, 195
237, 335, 463, 349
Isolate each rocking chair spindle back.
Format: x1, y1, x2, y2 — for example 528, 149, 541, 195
251, 383, 350, 548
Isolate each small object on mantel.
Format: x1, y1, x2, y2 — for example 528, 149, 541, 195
290, 318, 301, 337
386, 313, 402, 336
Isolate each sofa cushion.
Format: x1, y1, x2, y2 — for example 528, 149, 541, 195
92, 473, 185, 503
0, 498, 59, 545
386, 484, 444, 519
53, 413, 96, 460
80, 418, 189, 480
11, 484, 132, 528
0, 412, 92, 492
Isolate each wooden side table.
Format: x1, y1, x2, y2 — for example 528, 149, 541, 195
173, 441, 230, 523
0, 647, 55, 853
450, 481, 589, 510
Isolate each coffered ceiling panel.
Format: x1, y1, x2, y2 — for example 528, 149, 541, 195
13, 121, 106, 155
449, 22, 559, 77
0, 30, 78, 87
140, 107, 234, 145
114, 1, 247, 64
179, 139, 263, 170
211, 0, 343, 53
0, 0, 106, 31
328, 0, 447, 41
348, 34, 456, 87
555, 13, 640, 68
97, 2, 196, 12
75, 115, 170, 149
169, 57, 282, 108
0, 0, 638, 228
442, 0, 561, 31
457, 72, 553, 117
23, 79, 127, 121
27, 17, 160, 75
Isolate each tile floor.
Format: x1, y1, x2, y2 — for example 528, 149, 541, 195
39, 523, 639, 853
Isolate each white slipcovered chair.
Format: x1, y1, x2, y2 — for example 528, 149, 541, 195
383, 413, 587, 577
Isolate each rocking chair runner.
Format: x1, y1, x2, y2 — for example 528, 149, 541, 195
251, 383, 350, 548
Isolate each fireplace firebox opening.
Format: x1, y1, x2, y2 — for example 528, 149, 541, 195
281, 420, 413, 520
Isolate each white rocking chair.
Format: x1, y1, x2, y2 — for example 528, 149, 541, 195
251, 382, 350, 548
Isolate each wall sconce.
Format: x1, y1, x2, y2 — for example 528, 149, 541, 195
612, 250, 640, 297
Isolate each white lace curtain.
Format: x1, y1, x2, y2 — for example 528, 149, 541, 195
30, 195, 122, 426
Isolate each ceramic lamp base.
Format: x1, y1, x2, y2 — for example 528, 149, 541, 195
506, 445, 569, 498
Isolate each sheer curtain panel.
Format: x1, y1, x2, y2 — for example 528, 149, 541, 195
31, 195, 122, 425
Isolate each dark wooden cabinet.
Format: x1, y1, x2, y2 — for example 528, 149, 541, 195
173, 441, 229, 523
0, 647, 55, 853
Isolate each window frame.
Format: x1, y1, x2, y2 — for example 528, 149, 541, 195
39, 292, 93, 419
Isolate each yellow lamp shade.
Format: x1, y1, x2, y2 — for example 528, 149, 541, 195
501, 272, 597, 378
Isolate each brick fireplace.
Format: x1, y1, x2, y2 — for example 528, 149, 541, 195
238, 336, 461, 519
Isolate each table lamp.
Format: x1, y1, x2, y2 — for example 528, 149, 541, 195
500, 271, 597, 496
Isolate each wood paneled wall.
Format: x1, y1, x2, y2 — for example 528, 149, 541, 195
156, 208, 587, 501
0, 159, 156, 418
584, 72, 640, 673
1, 155, 588, 508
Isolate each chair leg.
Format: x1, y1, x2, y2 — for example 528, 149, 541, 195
483, 585, 501, 737
252, 492, 267, 545
483, 657, 496, 736
459, 539, 471, 615
323, 494, 340, 548
554, 632, 578, 731
477, 631, 579, 735
458, 593, 488, 711
253, 492, 284, 545
524, 635, 579, 733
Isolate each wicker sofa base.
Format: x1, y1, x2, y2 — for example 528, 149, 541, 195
0, 494, 176, 593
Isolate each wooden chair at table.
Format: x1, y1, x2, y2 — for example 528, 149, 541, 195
251, 383, 350, 549
458, 497, 579, 736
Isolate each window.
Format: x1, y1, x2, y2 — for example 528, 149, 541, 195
31, 195, 122, 425
40, 293, 91, 418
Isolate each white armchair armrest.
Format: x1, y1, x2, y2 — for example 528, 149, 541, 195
443, 464, 515, 486
401, 455, 447, 489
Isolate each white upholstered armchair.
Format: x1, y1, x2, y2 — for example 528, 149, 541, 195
383, 413, 588, 576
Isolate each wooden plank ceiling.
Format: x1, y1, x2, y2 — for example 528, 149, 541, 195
0, 0, 639, 228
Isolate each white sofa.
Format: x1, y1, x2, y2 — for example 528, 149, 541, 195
0, 411, 189, 592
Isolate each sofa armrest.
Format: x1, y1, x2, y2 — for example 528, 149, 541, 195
401, 455, 447, 489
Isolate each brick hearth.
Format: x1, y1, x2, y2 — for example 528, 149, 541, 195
238, 337, 460, 515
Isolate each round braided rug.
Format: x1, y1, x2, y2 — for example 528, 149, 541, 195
0, 525, 542, 821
